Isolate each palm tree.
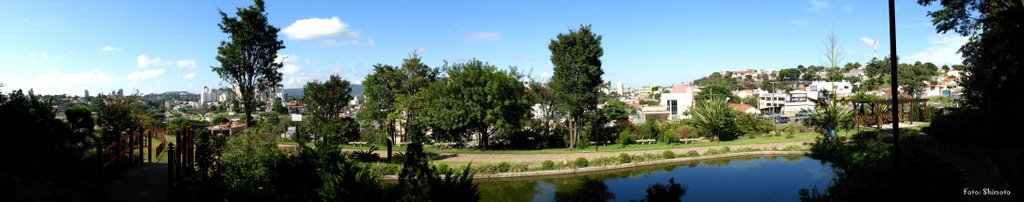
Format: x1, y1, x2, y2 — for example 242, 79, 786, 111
807, 95, 853, 139
689, 97, 740, 141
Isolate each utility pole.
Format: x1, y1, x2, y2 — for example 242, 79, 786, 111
888, 0, 901, 171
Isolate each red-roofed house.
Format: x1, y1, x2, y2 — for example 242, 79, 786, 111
729, 103, 761, 114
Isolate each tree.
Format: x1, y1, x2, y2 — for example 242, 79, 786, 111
688, 98, 740, 141
549, 25, 605, 149
695, 85, 739, 103
806, 99, 853, 139
273, 99, 288, 114
302, 75, 354, 145
65, 104, 94, 138
357, 64, 399, 159
212, 0, 285, 126
97, 97, 140, 145
598, 99, 633, 125
357, 54, 438, 159
419, 59, 531, 150
920, 0, 1023, 125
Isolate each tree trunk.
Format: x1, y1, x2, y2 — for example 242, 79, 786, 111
478, 127, 488, 150
386, 121, 394, 160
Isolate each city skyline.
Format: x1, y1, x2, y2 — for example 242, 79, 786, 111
1, 0, 964, 96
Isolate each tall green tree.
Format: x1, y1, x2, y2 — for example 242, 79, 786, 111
549, 25, 605, 149
357, 64, 400, 159
357, 54, 438, 159
695, 85, 739, 103
302, 75, 355, 145
212, 0, 285, 126
420, 59, 531, 150
919, 0, 1023, 115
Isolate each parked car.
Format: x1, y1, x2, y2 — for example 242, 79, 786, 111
774, 116, 790, 124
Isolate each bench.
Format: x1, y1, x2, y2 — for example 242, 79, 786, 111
430, 142, 457, 149
636, 139, 656, 145
347, 141, 368, 146
588, 141, 612, 146
679, 138, 700, 144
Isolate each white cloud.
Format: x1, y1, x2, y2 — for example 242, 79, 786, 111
101, 46, 121, 52
183, 72, 197, 79
30, 52, 48, 64
175, 59, 197, 68
415, 48, 427, 54
0, 69, 116, 95
807, 0, 830, 13
907, 34, 969, 65
283, 72, 314, 88
127, 69, 165, 80
281, 17, 359, 40
275, 55, 301, 74
466, 32, 502, 42
317, 39, 375, 47
138, 54, 195, 68
137, 54, 163, 68
788, 20, 809, 26
842, 5, 853, 13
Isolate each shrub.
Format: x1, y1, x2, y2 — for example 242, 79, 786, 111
662, 150, 676, 159
851, 130, 882, 142
573, 157, 589, 168
686, 151, 700, 157
541, 160, 555, 170
349, 146, 381, 163
633, 153, 660, 162
589, 156, 619, 167
703, 146, 731, 156
496, 162, 512, 173
434, 163, 450, 174
783, 145, 805, 151
618, 153, 632, 164
617, 130, 634, 145
735, 147, 755, 152
365, 162, 402, 176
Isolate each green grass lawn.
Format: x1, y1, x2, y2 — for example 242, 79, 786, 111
342, 129, 870, 154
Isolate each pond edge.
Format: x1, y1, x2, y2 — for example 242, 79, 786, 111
380, 150, 810, 180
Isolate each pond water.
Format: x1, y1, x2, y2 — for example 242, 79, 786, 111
476, 155, 834, 202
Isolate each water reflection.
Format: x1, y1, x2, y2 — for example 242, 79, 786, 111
477, 155, 832, 201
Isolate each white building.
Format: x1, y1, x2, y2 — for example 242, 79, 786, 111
782, 90, 815, 116
659, 84, 698, 120
807, 81, 853, 100
616, 81, 624, 95
757, 90, 787, 114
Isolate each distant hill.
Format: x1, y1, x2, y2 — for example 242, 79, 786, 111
282, 84, 364, 100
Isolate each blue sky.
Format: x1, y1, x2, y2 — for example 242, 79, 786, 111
0, 0, 966, 96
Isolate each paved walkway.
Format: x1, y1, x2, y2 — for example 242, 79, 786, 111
104, 163, 168, 202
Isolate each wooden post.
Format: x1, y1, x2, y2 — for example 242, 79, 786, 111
148, 130, 152, 163
97, 143, 103, 184
875, 104, 882, 128
167, 143, 175, 200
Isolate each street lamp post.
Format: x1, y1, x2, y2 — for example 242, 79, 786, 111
888, 0, 901, 171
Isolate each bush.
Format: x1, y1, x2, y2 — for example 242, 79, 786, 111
588, 156, 619, 167
662, 150, 676, 159
851, 130, 882, 142
541, 160, 555, 170
617, 130, 634, 145
686, 150, 700, 157
573, 157, 589, 168
618, 153, 632, 164
703, 146, 731, 156
365, 162, 402, 176
496, 162, 512, 173
434, 163, 450, 174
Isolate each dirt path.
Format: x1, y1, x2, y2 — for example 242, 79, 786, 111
350, 142, 811, 163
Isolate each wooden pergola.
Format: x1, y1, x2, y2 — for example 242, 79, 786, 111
851, 98, 929, 128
